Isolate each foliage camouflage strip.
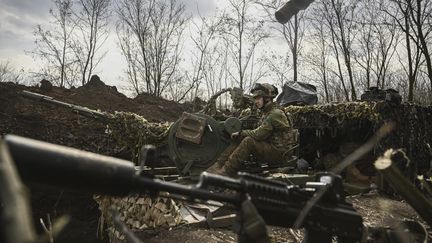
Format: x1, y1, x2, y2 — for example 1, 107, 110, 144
107, 112, 172, 163
105, 102, 432, 172
285, 101, 432, 173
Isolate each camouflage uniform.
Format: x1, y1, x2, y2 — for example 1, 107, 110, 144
212, 101, 296, 176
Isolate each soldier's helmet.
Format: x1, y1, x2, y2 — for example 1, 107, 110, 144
251, 83, 279, 98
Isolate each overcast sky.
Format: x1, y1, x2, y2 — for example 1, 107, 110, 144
0, 0, 219, 90
0, 0, 51, 72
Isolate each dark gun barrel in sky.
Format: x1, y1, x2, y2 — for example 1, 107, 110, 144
275, 0, 315, 24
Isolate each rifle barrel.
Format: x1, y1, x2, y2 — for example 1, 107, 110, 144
4, 135, 240, 204
20, 90, 110, 122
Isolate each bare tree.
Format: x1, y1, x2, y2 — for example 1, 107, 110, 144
314, 0, 345, 100
320, 0, 359, 101
414, 73, 432, 104
305, 15, 332, 102
395, 29, 423, 102
257, 0, 308, 82
404, 0, 432, 92
117, 27, 142, 95
220, 0, 269, 89
31, 0, 78, 87
260, 52, 291, 88
352, 1, 376, 89
353, 0, 399, 90
116, 0, 190, 96
178, 12, 223, 102
372, 16, 399, 89
280, 14, 305, 82
0, 61, 23, 83
384, 0, 431, 102
30, 0, 110, 87
164, 73, 185, 101
203, 38, 231, 99
72, 0, 111, 85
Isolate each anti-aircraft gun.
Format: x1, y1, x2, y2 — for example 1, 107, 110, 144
20, 90, 290, 178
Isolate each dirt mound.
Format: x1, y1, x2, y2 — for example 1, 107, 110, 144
85, 74, 108, 88
0, 79, 186, 243
1, 78, 185, 155
22, 79, 183, 122
134, 92, 186, 122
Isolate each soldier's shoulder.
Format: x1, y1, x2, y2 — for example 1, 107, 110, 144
269, 107, 285, 117
265, 108, 286, 123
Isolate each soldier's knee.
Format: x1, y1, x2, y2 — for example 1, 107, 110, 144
240, 136, 255, 147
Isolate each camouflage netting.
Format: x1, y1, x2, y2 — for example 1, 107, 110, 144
107, 112, 172, 163
285, 101, 432, 173
285, 102, 381, 128
95, 193, 184, 243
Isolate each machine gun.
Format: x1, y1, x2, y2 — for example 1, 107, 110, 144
4, 135, 363, 243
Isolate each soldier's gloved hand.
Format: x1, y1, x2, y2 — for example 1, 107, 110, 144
231, 132, 241, 140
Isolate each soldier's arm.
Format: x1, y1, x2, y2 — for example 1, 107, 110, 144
273, 109, 292, 129
240, 117, 273, 141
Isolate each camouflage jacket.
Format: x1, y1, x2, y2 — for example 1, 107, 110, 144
240, 102, 296, 150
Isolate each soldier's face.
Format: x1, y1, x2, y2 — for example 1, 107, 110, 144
254, 96, 264, 109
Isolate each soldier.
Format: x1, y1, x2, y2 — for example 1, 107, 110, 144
207, 83, 297, 176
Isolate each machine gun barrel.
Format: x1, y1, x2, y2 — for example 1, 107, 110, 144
4, 135, 364, 241
4, 135, 239, 204
21, 90, 110, 122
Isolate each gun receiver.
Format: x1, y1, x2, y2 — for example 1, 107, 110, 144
4, 135, 364, 242
21, 90, 110, 122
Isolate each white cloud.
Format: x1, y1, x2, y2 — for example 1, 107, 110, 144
0, 0, 52, 69
1, 0, 52, 16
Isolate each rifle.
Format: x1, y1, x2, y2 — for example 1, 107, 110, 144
4, 134, 363, 243
20, 90, 110, 122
